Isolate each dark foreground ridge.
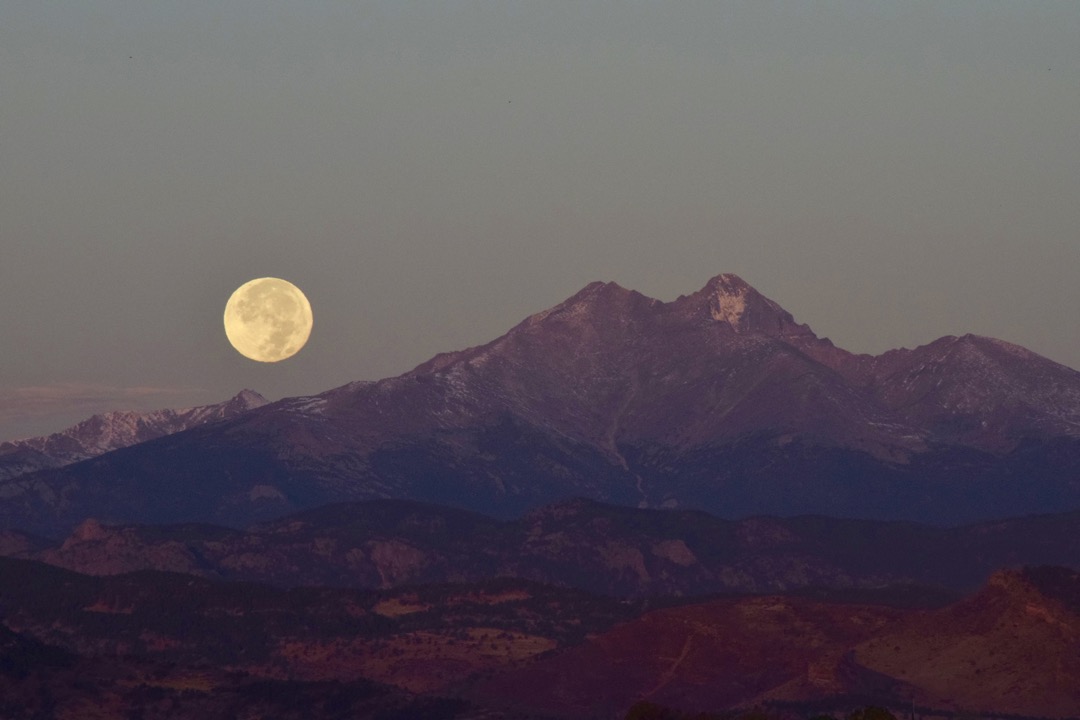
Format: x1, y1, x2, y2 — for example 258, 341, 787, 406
3, 496, 1080, 598
1, 557, 1079, 719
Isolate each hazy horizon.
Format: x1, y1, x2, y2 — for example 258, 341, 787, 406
2, 2, 1078, 440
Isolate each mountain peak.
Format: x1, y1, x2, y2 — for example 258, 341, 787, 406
522, 274, 811, 339
669, 274, 818, 342
980, 566, 1080, 615
506, 279, 656, 335
62, 518, 110, 547
226, 389, 269, 412
702, 273, 755, 329
706, 271, 751, 290
559, 279, 644, 309
577, 279, 629, 295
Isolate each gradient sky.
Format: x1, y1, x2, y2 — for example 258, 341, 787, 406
1, 1, 1078, 440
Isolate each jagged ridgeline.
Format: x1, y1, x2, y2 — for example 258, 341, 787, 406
3, 275, 1080, 534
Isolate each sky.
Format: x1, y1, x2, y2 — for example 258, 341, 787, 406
1, 1, 1078, 440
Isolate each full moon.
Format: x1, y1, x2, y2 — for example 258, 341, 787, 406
223, 278, 313, 362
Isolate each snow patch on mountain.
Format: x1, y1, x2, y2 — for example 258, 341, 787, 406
709, 284, 748, 328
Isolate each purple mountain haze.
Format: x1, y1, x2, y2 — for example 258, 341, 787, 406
2, 274, 1079, 534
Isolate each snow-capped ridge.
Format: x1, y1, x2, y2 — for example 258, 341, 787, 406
226, 389, 269, 412
0, 389, 269, 482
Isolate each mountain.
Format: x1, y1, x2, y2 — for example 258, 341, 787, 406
0, 389, 268, 482
854, 566, 1080, 717
11, 497, 1080, 600
471, 567, 1080, 719
3, 275, 1080, 534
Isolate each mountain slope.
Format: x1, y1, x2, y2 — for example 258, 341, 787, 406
3, 274, 1080, 533
864, 334, 1080, 451
855, 566, 1080, 716
471, 567, 1080, 719
475, 594, 907, 717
